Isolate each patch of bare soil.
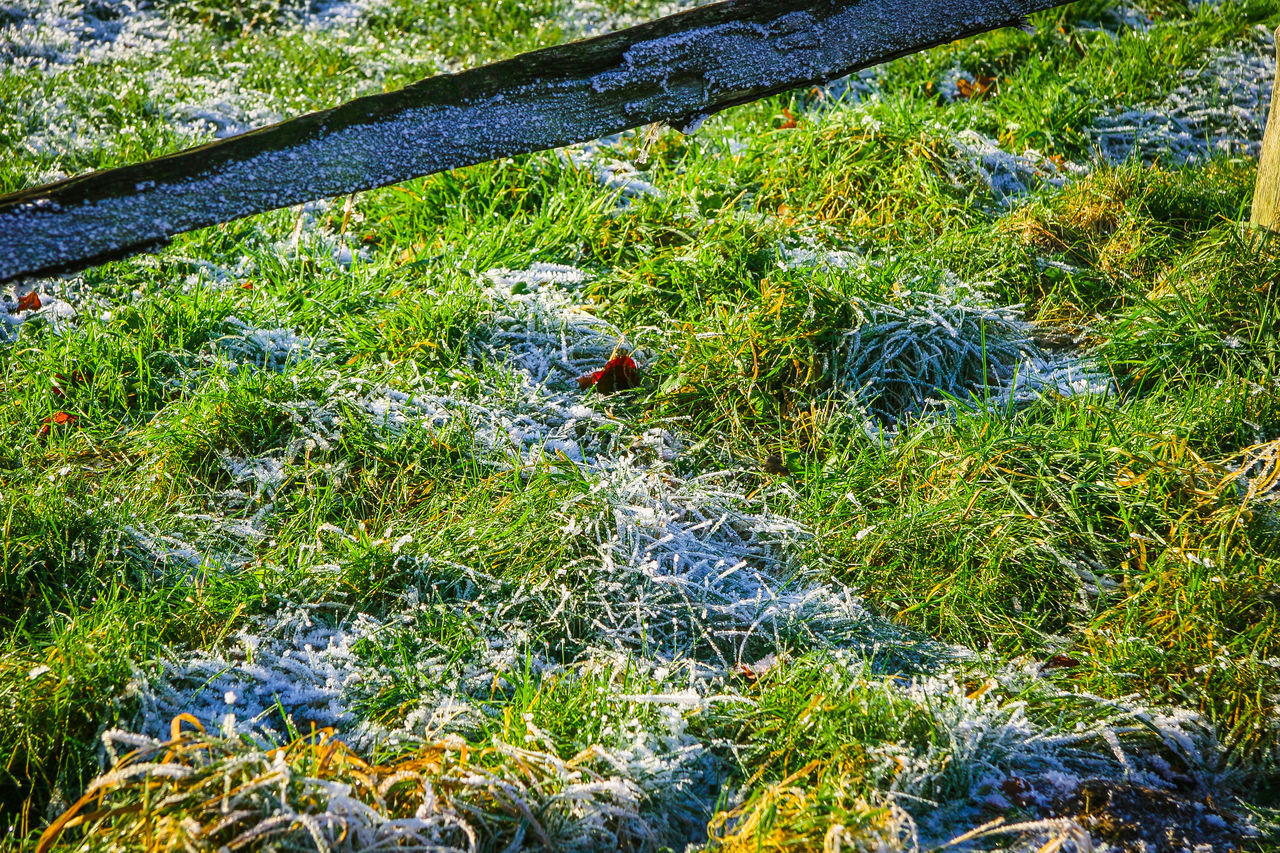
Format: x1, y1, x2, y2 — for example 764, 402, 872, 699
1052, 779, 1253, 852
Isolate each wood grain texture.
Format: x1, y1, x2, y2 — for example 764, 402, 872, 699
1252, 28, 1280, 232
0, 0, 1071, 282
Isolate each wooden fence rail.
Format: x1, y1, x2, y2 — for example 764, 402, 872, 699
0, 0, 1071, 283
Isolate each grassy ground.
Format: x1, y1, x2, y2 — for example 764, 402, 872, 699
2, 0, 1280, 849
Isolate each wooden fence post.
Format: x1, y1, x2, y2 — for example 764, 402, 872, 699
1251, 27, 1280, 232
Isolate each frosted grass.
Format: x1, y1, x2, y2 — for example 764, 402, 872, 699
1091, 26, 1275, 165
101, 262, 1261, 850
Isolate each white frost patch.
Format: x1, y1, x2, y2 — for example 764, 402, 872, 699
170, 78, 284, 141
1091, 27, 1275, 165
0, 0, 393, 71
0, 0, 194, 70
359, 264, 629, 467
1068, 1, 1154, 35
556, 0, 705, 40
769, 264, 1113, 424
0, 274, 106, 342
221, 453, 290, 500
212, 316, 316, 372
776, 239, 863, 271
950, 130, 1075, 206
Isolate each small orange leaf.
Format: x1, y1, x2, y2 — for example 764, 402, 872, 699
16, 291, 41, 312
778, 107, 797, 130
38, 411, 79, 438
955, 75, 998, 100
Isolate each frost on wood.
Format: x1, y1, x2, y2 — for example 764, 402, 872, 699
0, 0, 1072, 282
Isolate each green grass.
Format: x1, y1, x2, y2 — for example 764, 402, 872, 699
3, 0, 1280, 848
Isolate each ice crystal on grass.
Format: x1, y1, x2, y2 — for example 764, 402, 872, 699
1091, 27, 1275, 164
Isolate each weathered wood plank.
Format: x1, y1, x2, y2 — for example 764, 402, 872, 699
0, 0, 1071, 283
1251, 27, 1280, 232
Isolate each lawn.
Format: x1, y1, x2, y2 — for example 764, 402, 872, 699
2, 0, 1279, 849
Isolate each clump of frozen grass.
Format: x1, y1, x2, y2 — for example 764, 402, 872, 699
123, 527, 237, 577
1091, 27, 1275, 164
776, 239, 863, 271
38, 725, 653, 853
894, 671, 1256, 849
211, 316, 317, 372
128, 604, 724, 846
361, 263, 632, 466
482, 263, 630, 385
272, 199, 371, 269
950, 130, 1075, 206
834, 275, 1108, 424
710, 655, 1260, 851
221, 453, 290, 500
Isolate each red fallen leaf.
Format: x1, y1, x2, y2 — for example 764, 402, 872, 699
778, 107, 797, 129
1040, 653, 1081, 671
38, 411, 79, 438
240, 281, 254, 291
16, 291, 41, 312
577, 352, 639, 395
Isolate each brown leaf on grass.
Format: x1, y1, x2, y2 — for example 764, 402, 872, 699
16, 290, 41, 312
1001, 776, 1036, 806
1040, 653, 1081, 672
955, 74, 998, 100
778, 107, 797, 129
